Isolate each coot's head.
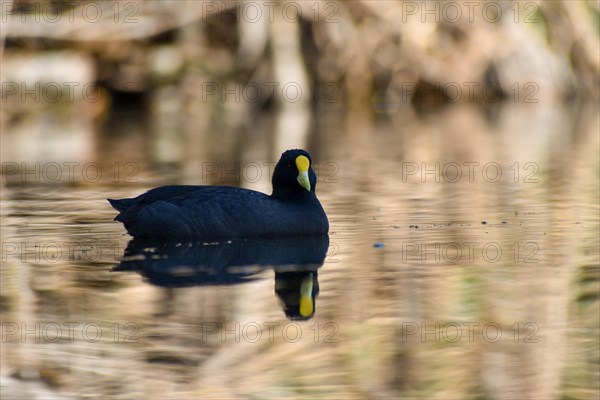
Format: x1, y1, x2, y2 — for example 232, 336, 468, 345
272, 149, 318, 198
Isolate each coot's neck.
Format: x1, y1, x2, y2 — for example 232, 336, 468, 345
271, 188, 317, 201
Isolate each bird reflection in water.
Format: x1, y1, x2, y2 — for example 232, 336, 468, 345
113, 235, 329, 320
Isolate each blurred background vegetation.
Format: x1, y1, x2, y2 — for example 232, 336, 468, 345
1, 0, 599, 166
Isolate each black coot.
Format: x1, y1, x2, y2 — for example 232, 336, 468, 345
108, 149, 329, 239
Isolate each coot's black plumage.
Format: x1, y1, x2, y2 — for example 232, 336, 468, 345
108, 149, 328, 239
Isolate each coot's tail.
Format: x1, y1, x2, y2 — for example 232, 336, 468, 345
107, 198, 135, 213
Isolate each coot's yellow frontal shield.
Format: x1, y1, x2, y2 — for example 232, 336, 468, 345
295, 155, 310, 191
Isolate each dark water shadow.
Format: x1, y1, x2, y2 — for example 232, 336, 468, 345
113, 235, 329, 320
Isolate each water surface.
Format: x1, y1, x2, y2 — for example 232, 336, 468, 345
1, 102, 598, 399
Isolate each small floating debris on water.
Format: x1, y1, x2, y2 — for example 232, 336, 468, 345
501, 221, 507, 224
481, 221, 487, 225
373, 242, 385, 248
408, 223, 469, 229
